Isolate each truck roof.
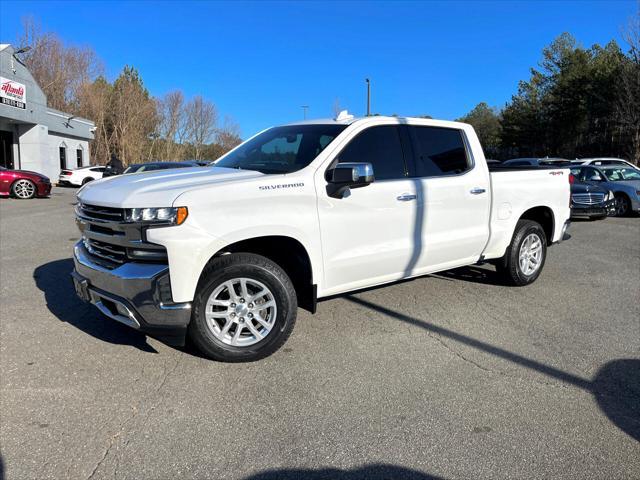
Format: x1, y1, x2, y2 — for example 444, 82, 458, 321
284, 115, 468, 130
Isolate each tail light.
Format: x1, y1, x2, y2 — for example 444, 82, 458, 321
61, 170, 72, 175
569, 174, 575, 184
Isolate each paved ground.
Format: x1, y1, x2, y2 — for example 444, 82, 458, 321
1, 187, 639, 480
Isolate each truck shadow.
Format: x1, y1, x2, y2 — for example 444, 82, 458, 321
33, 259, 158, 353
243, 464, 444, 479
346, 296, 640, 442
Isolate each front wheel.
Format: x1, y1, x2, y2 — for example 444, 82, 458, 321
614, 194, 630, 217
188, 253, 297, 362
12, 179, 36, 199
81, 177, 94, 185
496, 219, 547, 286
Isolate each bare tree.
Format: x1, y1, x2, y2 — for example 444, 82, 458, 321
185, 96, 218, 160
216, 116, 242, 152
18, 17, 103, 112
77, 77, 113, 164
157, 90, 185, 160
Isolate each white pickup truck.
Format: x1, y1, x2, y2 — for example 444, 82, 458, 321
72, 114, 571, 361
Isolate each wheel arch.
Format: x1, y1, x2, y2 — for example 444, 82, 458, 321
197, 235, 317, 313
519, 206, 555, 245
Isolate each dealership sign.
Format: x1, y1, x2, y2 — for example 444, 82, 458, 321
0, 77, 26, 109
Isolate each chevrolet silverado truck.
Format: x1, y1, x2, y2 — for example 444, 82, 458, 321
72, 114, 571, 362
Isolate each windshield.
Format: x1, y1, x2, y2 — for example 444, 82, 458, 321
602, 167, 640, 181
215, 124, 347, 174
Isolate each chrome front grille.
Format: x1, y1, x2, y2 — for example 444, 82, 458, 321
78, 203, 126, 222
572, 192, 606, 205
76, 203, 167, 269
83, 238, 127, 264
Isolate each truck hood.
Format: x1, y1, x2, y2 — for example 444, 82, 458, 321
77, 166, 264, 207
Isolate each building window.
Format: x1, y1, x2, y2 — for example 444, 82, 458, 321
77, 148, 83, 168
59, 146, 67, 170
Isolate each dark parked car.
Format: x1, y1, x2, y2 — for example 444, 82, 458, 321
502, 157, 572, 167
568, 173, 615, 219
123, 161, 202, 174
570, 165, 640, 217
0, 166, 51, 199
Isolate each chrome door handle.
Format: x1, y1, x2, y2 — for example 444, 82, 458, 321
397, 193, 417, 201
470, 187, 486, 195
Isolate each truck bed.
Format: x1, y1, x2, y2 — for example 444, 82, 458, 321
481, 166, 571, 260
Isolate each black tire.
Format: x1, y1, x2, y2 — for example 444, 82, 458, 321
188, 253, 297, 362
82, 177, 94, 185
11, 179, 36, 199
496, 219, 547, 286
614, 194, 631, 217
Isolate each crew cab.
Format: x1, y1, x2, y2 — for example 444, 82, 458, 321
71, 114, 571, 361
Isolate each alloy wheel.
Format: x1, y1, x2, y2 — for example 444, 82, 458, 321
13, 179, 35, 199
518, 233, 543, 276
615, 196, 628, 216
204, 277, 277, 347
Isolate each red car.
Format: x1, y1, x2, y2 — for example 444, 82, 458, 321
0, 167, 52, 199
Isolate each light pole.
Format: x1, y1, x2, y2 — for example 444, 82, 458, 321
301, 105, 309, 120
365, 78, 371, 116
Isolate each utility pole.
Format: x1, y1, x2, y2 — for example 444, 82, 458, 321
365, 78, 371, 116
301, 105, 309, 120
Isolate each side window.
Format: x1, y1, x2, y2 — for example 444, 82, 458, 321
337, 126, 406, 180
409, 126, 470, 176
584, 168, 603, 181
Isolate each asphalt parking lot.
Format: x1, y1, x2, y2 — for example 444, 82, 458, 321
1, 186, 639, 480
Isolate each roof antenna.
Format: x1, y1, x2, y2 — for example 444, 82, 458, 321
365, 78, 371, 116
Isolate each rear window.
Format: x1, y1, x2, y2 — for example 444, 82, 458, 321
408, 126, 470, 177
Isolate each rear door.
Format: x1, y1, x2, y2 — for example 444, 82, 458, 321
405, 125, 491, 272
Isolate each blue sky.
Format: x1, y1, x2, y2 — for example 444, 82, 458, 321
1, 0, 636, 137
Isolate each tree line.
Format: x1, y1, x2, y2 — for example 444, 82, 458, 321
18, 19, 241, 166
457, 21, 639, 163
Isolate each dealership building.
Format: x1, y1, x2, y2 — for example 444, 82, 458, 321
0, 44, 95, 180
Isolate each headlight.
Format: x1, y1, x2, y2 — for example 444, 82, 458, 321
125, 206, 188, 225
607, 191, 614, 200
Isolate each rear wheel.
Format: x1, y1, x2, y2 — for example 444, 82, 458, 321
11, 179, 36, 199
496, 219, 547, 286
81, 177, 94, 185
188, 253, 297, 362
614, 194, 630, 217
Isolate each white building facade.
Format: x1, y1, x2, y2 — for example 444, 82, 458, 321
0, 44, 95, 180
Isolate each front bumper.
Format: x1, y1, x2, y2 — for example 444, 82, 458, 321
571, 198, 616, 218
36, 181, 52, 197
72, 241, 191, 346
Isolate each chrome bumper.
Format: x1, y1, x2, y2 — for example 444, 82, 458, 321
72, 241, 191, 345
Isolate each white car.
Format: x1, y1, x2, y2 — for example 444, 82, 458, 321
59, 166, 106, 186
72, 113, 571, 362
574, 158, 639, 170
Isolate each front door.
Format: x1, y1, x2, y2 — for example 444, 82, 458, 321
0, 130, 13, 169
316, 124, 419, 295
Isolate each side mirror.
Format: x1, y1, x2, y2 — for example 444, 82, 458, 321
326, 162, 375, 198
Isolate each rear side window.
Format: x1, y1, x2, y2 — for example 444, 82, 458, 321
409, 126, 470, 176
337, 126, 407, 180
